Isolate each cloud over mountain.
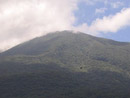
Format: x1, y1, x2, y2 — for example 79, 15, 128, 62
0, 0, 78, 51
0, 0, 130, 51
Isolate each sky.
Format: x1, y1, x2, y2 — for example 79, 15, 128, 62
0, 0, 130, 51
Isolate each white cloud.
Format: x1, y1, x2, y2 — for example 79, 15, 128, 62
0, 0, 78, 51
111, 1, 124, 8
95, 8, 107, 14
73, 8, 130, 35
89, 8, 130, 34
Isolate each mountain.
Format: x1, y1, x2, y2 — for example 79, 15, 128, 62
0, 31, 130, 98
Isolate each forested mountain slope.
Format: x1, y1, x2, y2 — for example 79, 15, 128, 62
0, 31, 130, 98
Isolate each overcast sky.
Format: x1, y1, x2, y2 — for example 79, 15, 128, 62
0, 0, 130, 51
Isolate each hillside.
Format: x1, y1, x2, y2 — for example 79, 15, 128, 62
0, 31, 130, 98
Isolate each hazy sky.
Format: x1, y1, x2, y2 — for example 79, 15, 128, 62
0, 0, 130, 51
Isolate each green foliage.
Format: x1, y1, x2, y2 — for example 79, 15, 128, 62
0, 31, 130, 98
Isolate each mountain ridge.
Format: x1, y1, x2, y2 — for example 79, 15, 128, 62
1, 30, 130, 56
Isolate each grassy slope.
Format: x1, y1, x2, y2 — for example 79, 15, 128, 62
1, 31, 130, 74
0, 31, 130, 98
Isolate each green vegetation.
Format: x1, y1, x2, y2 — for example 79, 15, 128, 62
0, 31, 130, 98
